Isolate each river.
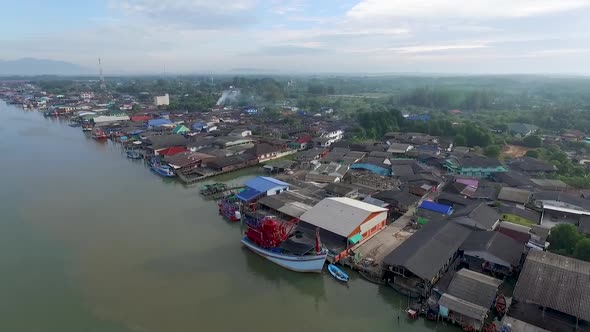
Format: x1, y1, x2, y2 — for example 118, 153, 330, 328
0, 101, 454, 332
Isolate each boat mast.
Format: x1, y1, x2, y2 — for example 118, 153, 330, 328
315, 227, 321, 254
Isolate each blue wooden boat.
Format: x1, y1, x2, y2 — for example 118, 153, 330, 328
327, 264, 349, 282
148, 159, 175, 177
126, 150, 142, 159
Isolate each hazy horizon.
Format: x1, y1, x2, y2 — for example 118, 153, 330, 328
2, 0, 590, 75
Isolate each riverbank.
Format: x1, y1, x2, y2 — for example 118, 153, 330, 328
0, 101, 454, 332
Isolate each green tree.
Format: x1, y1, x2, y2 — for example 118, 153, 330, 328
522, 135, 542, 148
454, 135, 467, 146
525, 150, 540, 158
484, 145, 501, 158
574, 238, 590, 262
548, 224, 582, 255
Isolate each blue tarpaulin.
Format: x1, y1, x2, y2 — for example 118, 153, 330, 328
192, 122, 207, 130
350, 163, 391, 176
418, 201, 454, 215
148, 118, 172, 127
236, 188, 263, 202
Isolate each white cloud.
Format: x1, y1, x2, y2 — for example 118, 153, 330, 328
110, 0, 257, 15
4, 0, 590, 74
527, 48, 590, 57
347, 0, 590, 20
387, 44, 488, 53
269, 0, 307, 14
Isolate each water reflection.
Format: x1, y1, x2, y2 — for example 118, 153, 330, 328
241, 246, 327, 308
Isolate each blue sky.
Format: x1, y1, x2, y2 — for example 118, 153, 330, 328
2, 0, 590, 74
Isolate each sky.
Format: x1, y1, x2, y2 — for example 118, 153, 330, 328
1, 0, 590, 74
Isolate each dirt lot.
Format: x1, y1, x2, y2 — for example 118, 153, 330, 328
502, 144, 531, 158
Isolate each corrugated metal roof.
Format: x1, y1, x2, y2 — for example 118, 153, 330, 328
447, 269, 501, 308
300, 197, 387, 237
513, 251, 590, 322
278, 202, 312, 218
236, 188, 263, 202
383, 222, 472, 280
439, 293, 488, 321
498, 187, 531, 204
244, 176, 289, 193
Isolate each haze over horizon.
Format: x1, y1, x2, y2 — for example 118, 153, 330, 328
2, 0, 590, 75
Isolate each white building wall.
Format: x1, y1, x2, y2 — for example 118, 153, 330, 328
154, 94, 170, 106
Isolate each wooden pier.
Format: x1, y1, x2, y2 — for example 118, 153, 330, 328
342, 207, 417, 279
177, 170, 225, 184
176, 165, 258, 184
199, 184, 245, 200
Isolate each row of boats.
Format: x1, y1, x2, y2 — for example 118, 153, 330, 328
88, 128, 175, 178
88, 121, 345, 278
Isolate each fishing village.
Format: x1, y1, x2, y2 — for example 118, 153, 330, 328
3, 79, 590, 332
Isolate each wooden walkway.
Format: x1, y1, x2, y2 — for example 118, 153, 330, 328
200, 186, 245, 200
343, 207, 417, 278
176, 169, 236, 184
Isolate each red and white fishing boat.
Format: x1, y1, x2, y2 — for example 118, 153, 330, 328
91, 128, 108, 140
241, 215, 327, 273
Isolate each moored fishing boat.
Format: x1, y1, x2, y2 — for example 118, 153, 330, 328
148, 158, 175, 177
218, 195, 241, 221
126, 150, 142, 159
150, 163, 175, 177
241, 216, 327, 273
91, 128, 108, 139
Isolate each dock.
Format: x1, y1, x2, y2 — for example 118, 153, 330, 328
176, 165, 259, 184
343, 207, 417, 279
199, 183, 245, 200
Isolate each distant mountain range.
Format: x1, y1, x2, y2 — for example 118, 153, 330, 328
0, 58, 89, 76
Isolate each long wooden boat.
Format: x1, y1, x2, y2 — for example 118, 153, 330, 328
241, 216, 327, 273
241, 237, 327, 273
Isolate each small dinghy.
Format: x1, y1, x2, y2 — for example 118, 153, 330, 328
126, 150, 142, 159
327, 264, 349, 282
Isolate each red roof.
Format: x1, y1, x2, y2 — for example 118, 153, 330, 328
158, 146, 187, 156
296, 135, 312, 144
450, 109, 461, 114
131, 115, 152, 122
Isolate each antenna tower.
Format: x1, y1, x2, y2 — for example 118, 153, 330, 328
98, 58, 106, 90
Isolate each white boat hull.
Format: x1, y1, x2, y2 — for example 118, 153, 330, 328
241, 237, 327, 273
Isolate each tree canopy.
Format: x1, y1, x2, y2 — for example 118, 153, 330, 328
522, 135, 542, 148
574, 238, 590, 262
548, 224, 583, 256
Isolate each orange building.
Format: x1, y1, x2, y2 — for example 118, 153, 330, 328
299, 197, 388, 262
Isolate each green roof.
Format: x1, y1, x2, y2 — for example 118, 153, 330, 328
349, 233, 363, 244
173, 125, 190, 134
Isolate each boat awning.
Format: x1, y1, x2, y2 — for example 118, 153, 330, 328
348, 233, 363, 244
280, 239, 314, 255
237, 188, 263, 202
